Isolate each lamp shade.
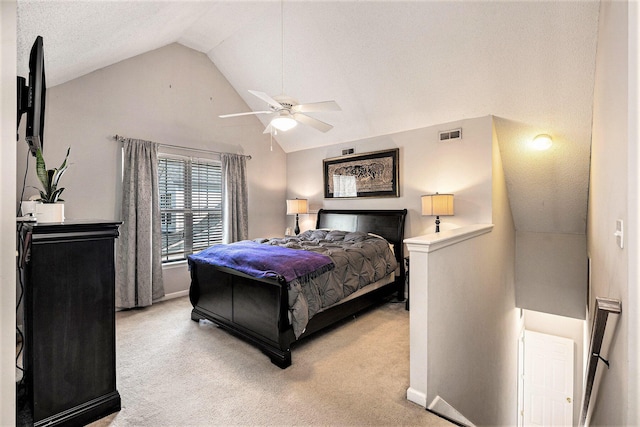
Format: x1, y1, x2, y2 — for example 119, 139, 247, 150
286, 199, 308, 215
421, 193, 454, 216
271, 113, 298, 132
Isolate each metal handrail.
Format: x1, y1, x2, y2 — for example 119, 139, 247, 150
580, 297, 622, 426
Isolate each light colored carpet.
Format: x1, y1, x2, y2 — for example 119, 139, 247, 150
90, 296, 452, 426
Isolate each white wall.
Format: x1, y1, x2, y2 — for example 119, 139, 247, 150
516, 231, 587, 320
587, 1, 636, 425
429, 121, 518, 425
628, 2, 640, 423
15, 43, 288, 296
286, 116, 493, 238
404, 121, 518, 425
1, 1, 17, 425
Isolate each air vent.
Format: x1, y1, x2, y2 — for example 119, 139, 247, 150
439, 128, 462, 141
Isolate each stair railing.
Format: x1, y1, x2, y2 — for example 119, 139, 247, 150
580, 297, 621, 426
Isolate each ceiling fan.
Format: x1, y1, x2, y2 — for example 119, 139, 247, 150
218, 1, 340, 134
219, 90, 341, 133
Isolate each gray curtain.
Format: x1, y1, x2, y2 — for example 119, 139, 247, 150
116, 139, 165, 308
221, 153, 248, 243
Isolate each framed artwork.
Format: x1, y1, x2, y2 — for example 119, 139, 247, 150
323, 148, 399, 199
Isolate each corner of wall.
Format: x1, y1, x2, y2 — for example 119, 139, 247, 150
1, 1, 18, 425
491, 117, 515, 233
490, 116, 519, 424
584, 1, 632, 424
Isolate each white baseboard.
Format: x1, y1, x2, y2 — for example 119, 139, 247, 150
427, 395, 475, 427
406, 387, 427, 407
158, 289, 189, 301
115, 290, 189, 312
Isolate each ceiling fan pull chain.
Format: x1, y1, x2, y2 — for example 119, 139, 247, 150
271, 128, 275, 151
281, 0, 285, 96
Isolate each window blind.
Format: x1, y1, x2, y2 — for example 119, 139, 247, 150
158, 155, 223, 263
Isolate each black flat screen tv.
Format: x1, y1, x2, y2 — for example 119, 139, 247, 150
17, 35, 46, 157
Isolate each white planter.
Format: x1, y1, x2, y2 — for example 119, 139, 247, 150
21, 200, 38, 217
35, 203, 65, 223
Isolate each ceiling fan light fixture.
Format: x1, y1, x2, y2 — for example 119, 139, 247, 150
271, 115, 297, 131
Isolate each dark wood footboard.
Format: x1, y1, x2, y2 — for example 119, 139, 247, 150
189, 209, 407, 368
189, 262, 296, 368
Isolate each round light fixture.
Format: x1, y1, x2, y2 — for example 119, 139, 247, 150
531, 134, 553, 150
271, 113, 297, 131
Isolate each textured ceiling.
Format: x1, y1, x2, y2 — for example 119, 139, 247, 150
16, 0, 600, 234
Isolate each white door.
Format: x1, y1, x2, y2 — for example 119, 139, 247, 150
522, 330, 574, 427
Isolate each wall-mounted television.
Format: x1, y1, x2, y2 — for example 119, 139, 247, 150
17, 35, 46, 157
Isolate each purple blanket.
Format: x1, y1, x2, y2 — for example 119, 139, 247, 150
188, 241, 335, 284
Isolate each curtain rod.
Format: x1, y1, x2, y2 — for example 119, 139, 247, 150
113, 135, 251, 160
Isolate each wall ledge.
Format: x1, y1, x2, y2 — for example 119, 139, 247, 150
404, 224, 494, 253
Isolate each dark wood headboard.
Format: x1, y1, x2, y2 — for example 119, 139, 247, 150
316, 209, 408, 272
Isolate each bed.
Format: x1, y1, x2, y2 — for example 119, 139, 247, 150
188, 209, 407, 368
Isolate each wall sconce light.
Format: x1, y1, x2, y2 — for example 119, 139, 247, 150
421, 193, 454, 232
531, 134, 553, 150
286, 198, 308, 235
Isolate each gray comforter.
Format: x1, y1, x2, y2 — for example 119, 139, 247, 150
254, 229, 398, 337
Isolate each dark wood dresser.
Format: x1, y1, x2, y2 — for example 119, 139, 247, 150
19, 220, 121, 426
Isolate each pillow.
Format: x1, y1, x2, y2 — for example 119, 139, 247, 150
325, 230, 347, 241
343, 231, 368, 242
368, 232, 394, 253
367, 232, 386, 240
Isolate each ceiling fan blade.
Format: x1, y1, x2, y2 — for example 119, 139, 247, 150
293, 113, 334, 133
248, 90, 283, 110
291, 100, 341, 113
219, 110, 272, 118
263, 123, 274, 134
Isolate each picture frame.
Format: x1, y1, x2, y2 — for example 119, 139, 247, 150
323, 148, 399, 199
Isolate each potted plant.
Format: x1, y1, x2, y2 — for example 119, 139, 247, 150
33, 147, 70, 222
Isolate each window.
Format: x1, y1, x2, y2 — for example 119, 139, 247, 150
158, 155, 223, 263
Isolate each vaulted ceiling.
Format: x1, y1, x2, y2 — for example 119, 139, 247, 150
16, 0, 600, 235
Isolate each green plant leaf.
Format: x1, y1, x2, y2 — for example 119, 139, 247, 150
51, 147, 70, 189
50, 188, 65, 203
46, 169, 56, 195
34, 147, 71, 203
35, 148, 49, 191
